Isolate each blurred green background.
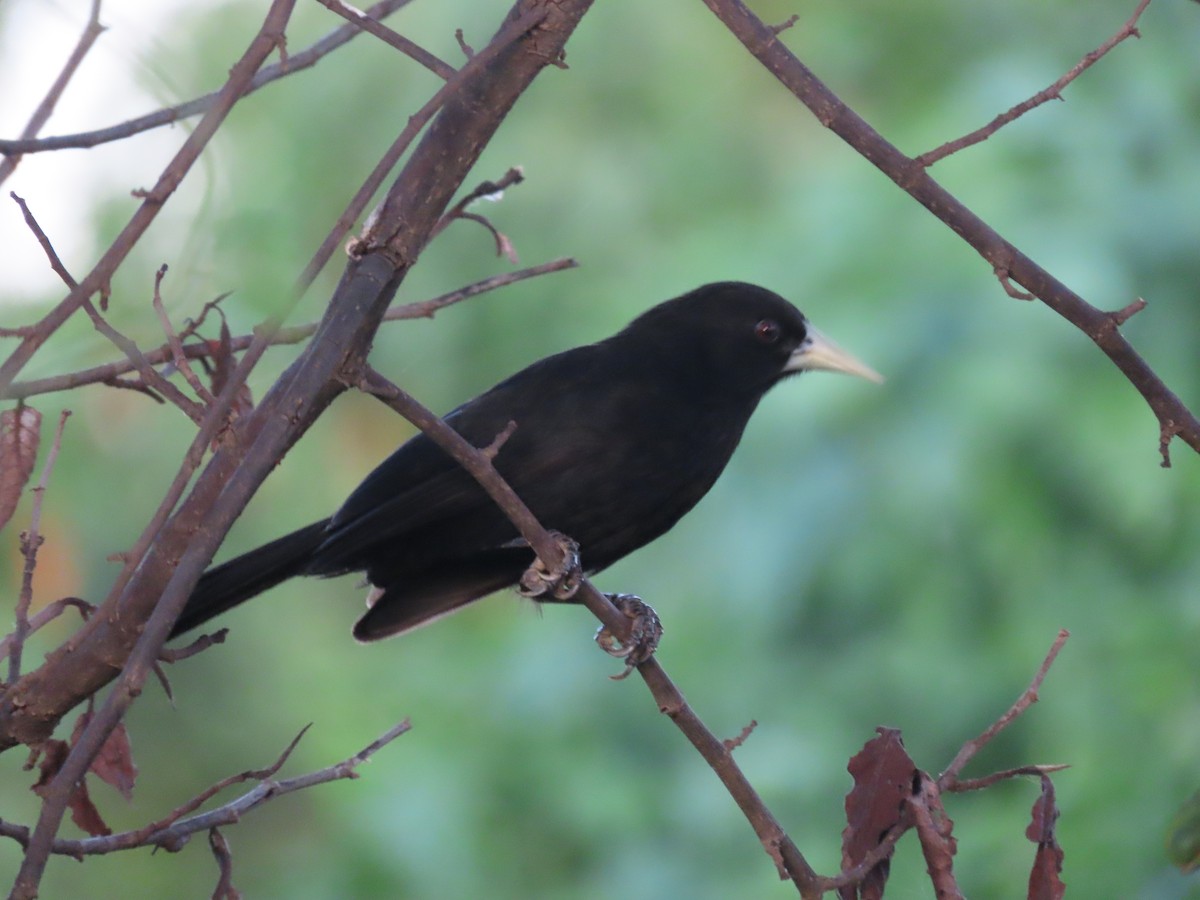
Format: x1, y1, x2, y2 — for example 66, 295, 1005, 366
1, 0, 1199, 897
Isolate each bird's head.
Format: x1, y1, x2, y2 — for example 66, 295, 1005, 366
620, 282, 882, 397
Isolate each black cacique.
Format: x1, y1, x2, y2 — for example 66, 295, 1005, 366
169, 282, 881, 643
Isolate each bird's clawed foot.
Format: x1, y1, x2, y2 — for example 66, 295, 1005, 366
518, 531, 582, 601
595, 593, 663, 680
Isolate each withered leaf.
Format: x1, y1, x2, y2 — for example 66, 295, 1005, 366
66, 776, 112, 837
30, 739, 69, 795
840, 727, 916, 900
71, 710, 138, 800
1026, 775, 1065, 900
0, 404, 42, 531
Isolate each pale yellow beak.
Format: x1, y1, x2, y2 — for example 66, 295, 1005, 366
786, 325, 884, 384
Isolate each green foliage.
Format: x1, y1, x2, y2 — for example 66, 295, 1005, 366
2, 0, 1199, 897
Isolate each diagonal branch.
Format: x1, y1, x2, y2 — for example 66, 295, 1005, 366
0, 0, 105, 187
354, 366, 822, 896
295, 9, 550, 290
939, 630, 1070, 789
700, 0, 1199, 466
0, 0, 419, 156
917, 0, 1153, 166
313, 0, 454, 79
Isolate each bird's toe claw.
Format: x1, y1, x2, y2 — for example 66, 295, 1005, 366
518, 531, 582, 601
594, 593, 662, 680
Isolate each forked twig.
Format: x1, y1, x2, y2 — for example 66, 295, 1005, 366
917, 0, 1153, 166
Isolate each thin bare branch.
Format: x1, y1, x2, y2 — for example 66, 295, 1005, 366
157, 629, 229, 664
0, 0, 105, 187
81, 299, 206, 422
724, 720, 757, 751
917, 0, 1153, 166
208, 828, 240, 900
151, 266, 215, 407
430, 167, 526, 240
8, 193, 77, 290
313, 0, 455, 79
7, 411, 71, 683
9, 193, 202, 417
947, 763, 1071, 794
822, 816, 910, 892
0, 598, 93, 664
299, 10, 547, 291
0, 0, 417, 156
0, 720, 409, 857
2, 258, 577, 401
939, 630, 1070, 789
1109, 297, 1147, 328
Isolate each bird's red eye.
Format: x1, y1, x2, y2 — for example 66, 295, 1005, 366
754, 319, 782, 344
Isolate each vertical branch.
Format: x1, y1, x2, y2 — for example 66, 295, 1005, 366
8, 411, 71, 684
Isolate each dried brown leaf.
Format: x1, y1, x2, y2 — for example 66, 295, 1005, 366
497, 229, 519, 265
71, 710, 138, 800
840, 727, 916, 900
66, 776, 112, 837
29, 735, 111, 836
30, 739, 69, 795
0, 404, 42, 530
1026, 775, 1066, 900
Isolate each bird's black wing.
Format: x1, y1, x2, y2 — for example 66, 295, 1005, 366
309, 345, 612, 580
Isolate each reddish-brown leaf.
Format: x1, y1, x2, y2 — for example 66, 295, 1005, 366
30, 739, 69, 795
29, 736, 112, 837
840, 727, 916, 900
66, 776, 112, 837
70, 710, 138, 800
0, 404, 42, 530
1026, 775, 1066, 900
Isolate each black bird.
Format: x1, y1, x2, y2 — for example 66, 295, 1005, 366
170, 282, 881, 644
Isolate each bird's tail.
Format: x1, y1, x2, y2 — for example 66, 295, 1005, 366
169, 519, 330, 638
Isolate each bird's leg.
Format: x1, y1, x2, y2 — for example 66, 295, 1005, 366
595, 593, 663, 680
517, 531, 582, 601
